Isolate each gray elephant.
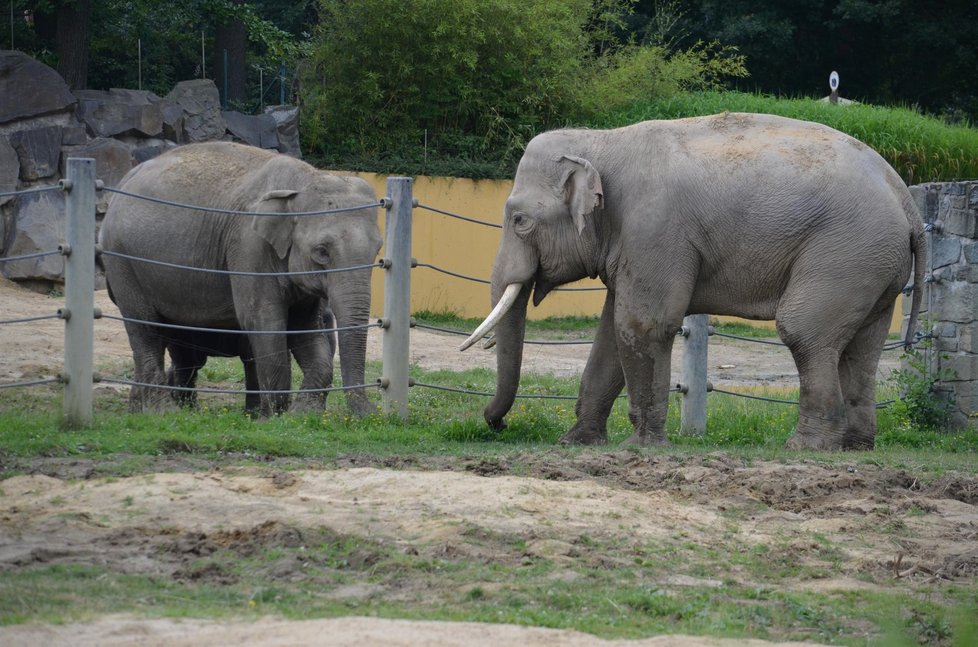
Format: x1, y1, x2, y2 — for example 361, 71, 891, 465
163, 303, 337, 413
100, 142, 382, 416
462, 113, 926, 450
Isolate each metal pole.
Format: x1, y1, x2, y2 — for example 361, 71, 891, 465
680, 314, 709, 435
381, 177, 413, 418
279, 63, 285, 105
201, 31, 205, 79
63, 158, 96, 429
138, 38, 142, 90
222, 48, 228, 109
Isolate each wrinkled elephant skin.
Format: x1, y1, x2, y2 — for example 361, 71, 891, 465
472, 113, 926, 450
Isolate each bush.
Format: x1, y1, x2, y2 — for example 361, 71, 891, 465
302, 0, 589, 176
300, 0, 747, 178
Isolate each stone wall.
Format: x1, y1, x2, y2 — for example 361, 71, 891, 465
0, 50, 301, 290
906, 181, 978, 427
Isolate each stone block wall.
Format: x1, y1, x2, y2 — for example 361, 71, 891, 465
906, 181, 978, 427
0, 50, 302, 290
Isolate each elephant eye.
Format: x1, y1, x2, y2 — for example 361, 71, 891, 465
312, 244, 331, 266
510, 211, 533, 237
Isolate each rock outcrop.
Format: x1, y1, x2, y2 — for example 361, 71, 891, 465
0, 50, 302, 289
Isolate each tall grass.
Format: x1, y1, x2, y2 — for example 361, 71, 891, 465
592, 91, 978, 184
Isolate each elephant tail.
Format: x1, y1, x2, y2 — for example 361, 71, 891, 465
904, 197, 928, 351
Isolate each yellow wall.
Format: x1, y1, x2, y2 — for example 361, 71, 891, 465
342, 172, 902, 333
349, 172, 606, 321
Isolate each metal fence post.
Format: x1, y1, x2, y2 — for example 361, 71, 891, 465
62, 158, 96, 428
680, 313, 709, 435
382, 177, 413, 418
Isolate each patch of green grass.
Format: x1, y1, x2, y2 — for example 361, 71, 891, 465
3, 537, 976, 646
3, 360, 978, 477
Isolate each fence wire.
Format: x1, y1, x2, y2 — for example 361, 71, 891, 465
416, 202, 501, 229
0, 184, 63, 199
100, 376, 381, 396
3, 176, 915, 417
0, 249, 64, 264
99, 313, 382, 337
99, 250, 382, 278
103, 186, 383, 217
0, 377, 62, 390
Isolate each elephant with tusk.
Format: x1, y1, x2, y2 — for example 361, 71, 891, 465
462, 113, 927, 450
101, 142, 382, 417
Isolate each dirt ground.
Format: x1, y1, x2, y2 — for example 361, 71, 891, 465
2, 278, 976, 647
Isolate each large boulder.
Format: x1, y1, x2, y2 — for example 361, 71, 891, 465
0, 50, 76, 125
265, 105, 301, 158
222, 110, 279, 150
61, 137, 133, 215
165, 79, 226, 143
0, 136, 17, 206
74, 88, 163, 138
0, 189, 66, 283
9, 126, 62, 181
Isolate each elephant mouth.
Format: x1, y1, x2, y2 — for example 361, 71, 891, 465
531, 277, 555, 307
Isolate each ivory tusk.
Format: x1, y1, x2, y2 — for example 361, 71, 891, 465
459, 283, 522, 351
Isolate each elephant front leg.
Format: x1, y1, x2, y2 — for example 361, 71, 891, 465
618, 332, 676, 447
288, 329, 333, 414
247, 332, 292, 415
560, 294, 624, 446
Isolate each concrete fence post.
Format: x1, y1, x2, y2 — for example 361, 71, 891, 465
62, 158, 97, 429
680, 313, 709, 435
381, 177, 413, 419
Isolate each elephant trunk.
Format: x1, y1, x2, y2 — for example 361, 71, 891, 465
483, 282, 532, 430
331, 285, 374, 416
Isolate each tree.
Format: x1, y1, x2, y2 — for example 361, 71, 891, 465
629, 0, 978, 121
214, 0, 248, 107
30, 0, 93, 89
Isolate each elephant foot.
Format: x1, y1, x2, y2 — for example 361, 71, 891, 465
785, 414, 848, 450
290, 393, 327, 414
843, 429, 876, 451
622, 430, 669, 448
559, 422, 609, 446
485, 414, 507, 432
129, 387, 179, 414
345, 392, 376, 417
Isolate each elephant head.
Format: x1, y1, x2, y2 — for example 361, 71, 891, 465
462, 147, 606, 429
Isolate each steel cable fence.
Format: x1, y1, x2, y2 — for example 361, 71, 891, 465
408, 200, 915, 409
3, 167, 919, 422
94, 185, 387, 403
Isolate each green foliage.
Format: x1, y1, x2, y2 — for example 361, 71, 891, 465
303, 0, 589, 175
572, 41, 747, 119
600, 90, 978, 184
888, 348, 957, 432
300, 0, 747, 177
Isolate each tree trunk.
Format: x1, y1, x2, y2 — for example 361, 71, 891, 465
33, 0, 92, 90
213, 0, 247, 108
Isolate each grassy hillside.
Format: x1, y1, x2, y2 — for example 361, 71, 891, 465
594, 91, 978, 184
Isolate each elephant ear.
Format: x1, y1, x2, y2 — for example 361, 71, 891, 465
251, 189, 299, 260
558, 155, 603, 235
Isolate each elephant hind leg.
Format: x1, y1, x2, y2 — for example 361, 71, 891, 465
784, 347, 849, 450
125, 322, 173, 413
777, 304, 853, 450
838, 303, 895, 450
